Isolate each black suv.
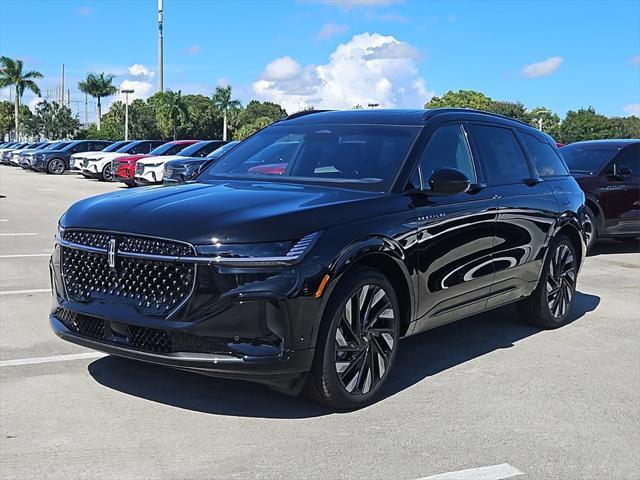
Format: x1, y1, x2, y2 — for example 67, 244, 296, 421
33, 140, 112, 174
50, 109, 586, 409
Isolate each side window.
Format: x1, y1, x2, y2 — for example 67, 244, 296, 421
520, 132, 569, 177
76, 142, 90, 153
471, 125, 530, 185
417, 124, 476, 188
609, 144, 640, 176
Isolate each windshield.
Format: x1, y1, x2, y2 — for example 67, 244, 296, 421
148, 143, 192, 156
102, 141, 130, 152
201, 124, 420, 190
117, 141, 142, 153
178, 141, 222, 157
560, 143, 622, 173
206, 141, 239, 159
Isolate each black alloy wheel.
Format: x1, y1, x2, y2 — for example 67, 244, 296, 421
583, 207, 597, 252
101, 164, 113, 182
47, 158, 66, 175
305, 266, 400, 409
546, 243, 576, 318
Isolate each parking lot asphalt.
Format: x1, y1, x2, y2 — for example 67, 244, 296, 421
0, 165, 638, 480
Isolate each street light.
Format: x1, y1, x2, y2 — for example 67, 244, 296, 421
121, 89, 135, 141
534, 109, 550, 131
367, 103, 380, 108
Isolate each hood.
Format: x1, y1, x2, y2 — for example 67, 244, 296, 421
14, 148, 40, 155
61, 180, 396, 244
73, 151, 105, 160
138, 154, 183, 165
94, 152, 128, 161
40, 149, 67, 155
116, 154, 148, 163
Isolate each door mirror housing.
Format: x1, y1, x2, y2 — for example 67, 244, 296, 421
427, 168, 471, 195
613, 164, 632, 178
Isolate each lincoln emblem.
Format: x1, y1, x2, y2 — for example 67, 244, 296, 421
108, 238, 116, 269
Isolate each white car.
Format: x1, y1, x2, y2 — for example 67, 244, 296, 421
132, 141, 205, 184
80, 140, 165, 181
69, 140, 129, 173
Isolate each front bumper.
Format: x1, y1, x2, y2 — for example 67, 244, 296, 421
115, 164, 135, 183
135, 165, 164, 184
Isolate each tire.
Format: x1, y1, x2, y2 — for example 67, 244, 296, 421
583, 206, 597, 252
304, 266, 401, 410
47, 158, 66, 175
517, 234, 578, 329
101, 164, 113, 182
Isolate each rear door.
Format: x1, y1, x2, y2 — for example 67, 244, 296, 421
468, 123, 559, 309
411, 121, 498, 332
599, 144, 640, 236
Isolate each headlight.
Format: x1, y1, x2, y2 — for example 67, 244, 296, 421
195, 232, 320, 266
144, 163, 163, 168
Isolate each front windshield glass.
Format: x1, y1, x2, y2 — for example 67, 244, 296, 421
103, 141, 130, 152
148, 143, 192, 156
177, 141, 217, 157
201, 124, 421, 190
117, 141, 141, 153
560, 143, 622, 173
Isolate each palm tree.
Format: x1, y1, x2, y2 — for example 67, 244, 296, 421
0, 56, 42, 140
211, 85, 241, 141
78, 73, 118, 130
160, 90, 188, 140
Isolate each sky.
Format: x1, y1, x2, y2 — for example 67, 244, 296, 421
1, 0, 639, 123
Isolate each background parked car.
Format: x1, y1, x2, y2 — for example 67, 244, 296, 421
21, 141, 71, 169
163, 141, 239, 184
81, 140, 166, 181
69, 141, 131, 173
561, 139, 640, 250
0, 142, 29, 164
32, 140, 112, 174
9, 141, 48, 165
120, 139, 200, 185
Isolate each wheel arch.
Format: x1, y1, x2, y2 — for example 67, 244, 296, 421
47, 157, 67, 173
584, 193, 605, 233
552, 214, 585, 271
321, 236, 415, 336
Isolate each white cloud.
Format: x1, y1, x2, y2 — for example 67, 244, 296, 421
186, 44, 201, 55
623, 103, 640, 116
253, 32, 432, 113
128, 64, 155, 79
522, 56, 563, 78
114, 79, 155, 103
316, 22, 349, 40
631, 55, 640, 65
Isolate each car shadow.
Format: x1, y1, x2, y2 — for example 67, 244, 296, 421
589, 238, 640, 257
88, 291, 600, 419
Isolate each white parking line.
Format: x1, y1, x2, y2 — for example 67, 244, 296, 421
0, 288, 51, 296
0, 219, 8, 222
0, 232, 37, 236
0, 253, 51, 258
0, 352, 107, 367
418, 464, 524, 480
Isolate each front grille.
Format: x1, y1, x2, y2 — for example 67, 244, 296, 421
83, 159, 89, 168
55, 308, 228, 355
61, 230, 196, 316
135, 163, 144, 175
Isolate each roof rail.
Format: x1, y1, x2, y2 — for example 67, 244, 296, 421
425, 108, 533, 127
283, 109, 334, 121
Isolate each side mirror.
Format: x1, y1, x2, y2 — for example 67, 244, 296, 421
613, 164, 632, 178
427, 168, 471, 195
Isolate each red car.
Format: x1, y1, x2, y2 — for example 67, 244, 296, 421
114, 140, 199, 187
561, 139, 640, 250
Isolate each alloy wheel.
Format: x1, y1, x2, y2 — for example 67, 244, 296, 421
334, 284, 396, 395
546, 244, 575, 318
49, 159, 65, 174
103, 164, 113, 181
583, 211, 595, 250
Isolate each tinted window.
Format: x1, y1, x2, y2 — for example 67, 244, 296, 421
102, 141, 130, 152
560, 143, 621, 173
206, 141, 240, 159
605, 144, 640, 176
129, 142, 155, 154
472, 125, 530, 185
520, 132, 568, 177
202, 124, 420, 190
148, 143, 192, 156
417, 124, 476, 187
179, 141, 224, 157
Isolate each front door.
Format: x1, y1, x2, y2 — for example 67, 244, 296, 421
411, 122, 498, 333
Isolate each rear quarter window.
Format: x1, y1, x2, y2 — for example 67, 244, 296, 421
520, 132, 569, 177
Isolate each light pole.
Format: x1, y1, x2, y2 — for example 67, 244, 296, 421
367, 103, 379, 108
534, 109, 550, 131
121, 89, 135, 140
158, 0, 164, 93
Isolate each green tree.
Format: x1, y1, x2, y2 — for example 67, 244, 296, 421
0, 100, 14, 139
182, 94, 220, 139
529, 107, 561, 139
78, 73, 118, 131
241, 100, 287, 121
557, 107, 615, 144
235, 116, 274, 140
33, 101, 81, 139
608, 116, 640, 139
0, 56, 42, 140
426, 90, 494, 111
211, 85, 241, 141
157, 90, 189, 140
490, 101, 531, 123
